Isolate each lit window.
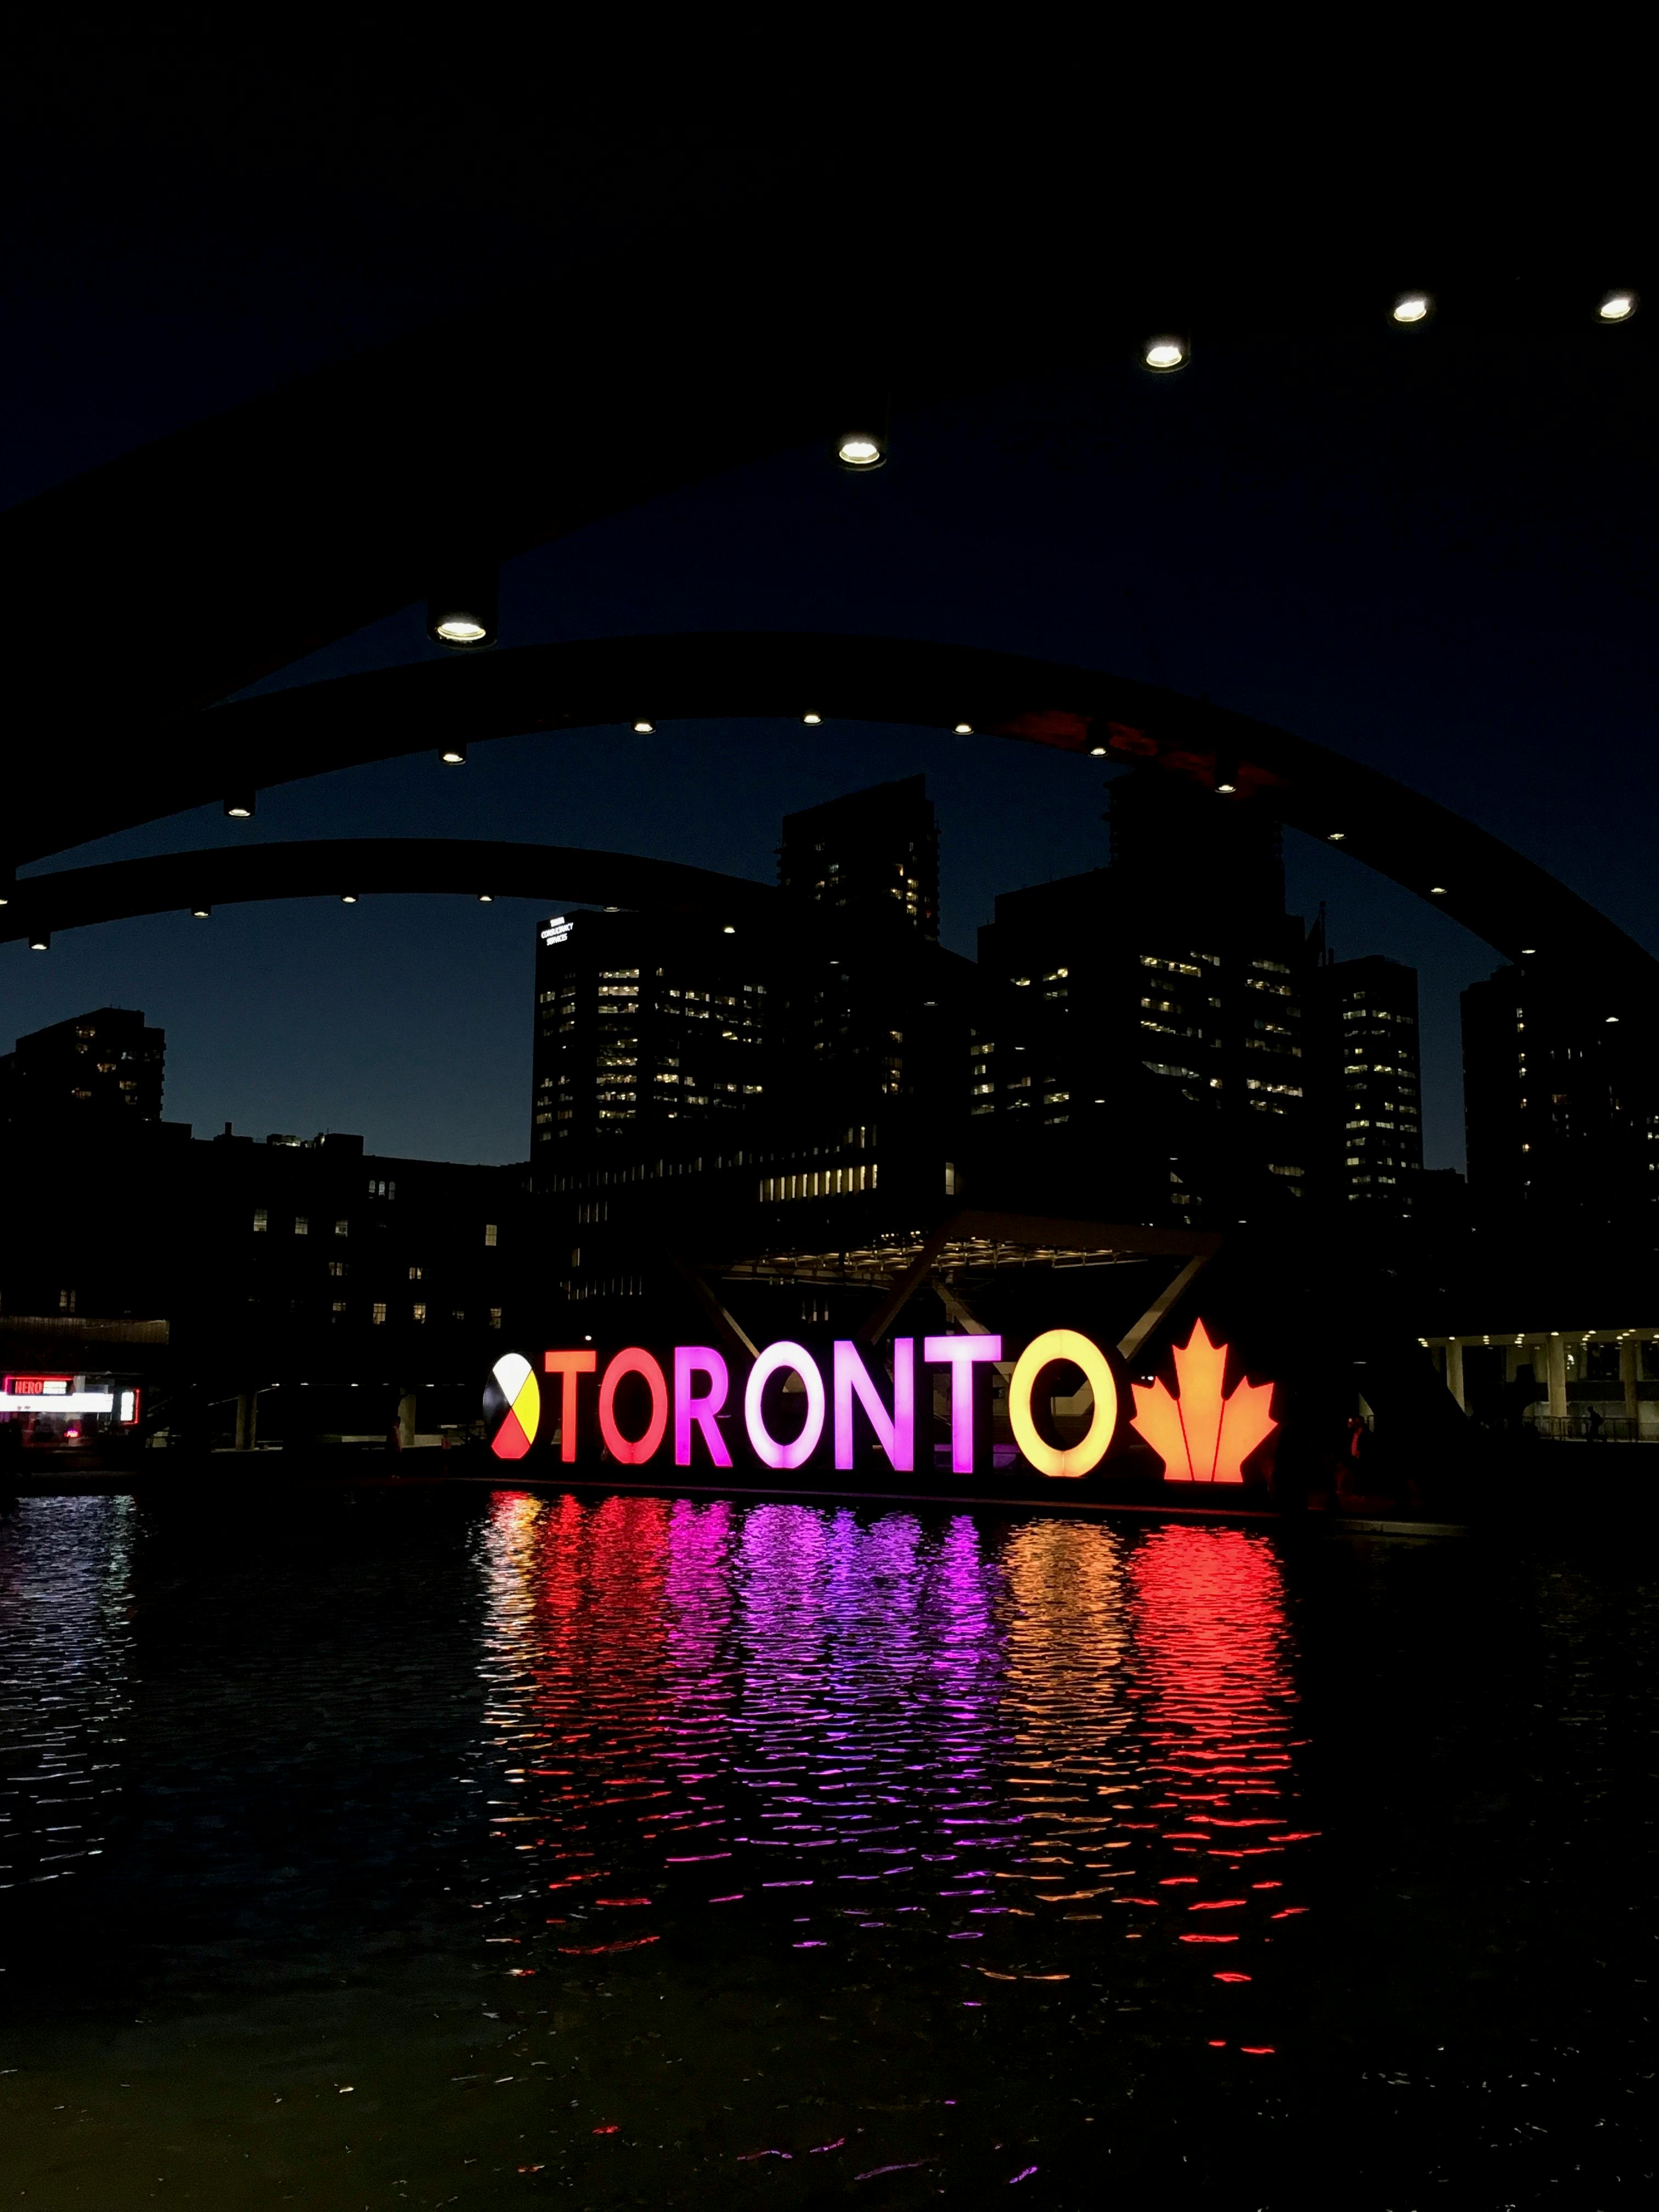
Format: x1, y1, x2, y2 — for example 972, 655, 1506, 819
484, 1222, 498, 1248
252, 1207, 268, 1233
331, 1300, 346, 1319
371, 1302, 387, 1325
413, 1302, 427, 1323
489, 1306, 503, 1329
295, 1216, 309, 1236
328, 1260, 345, 1278
335, 1219, 349, 1238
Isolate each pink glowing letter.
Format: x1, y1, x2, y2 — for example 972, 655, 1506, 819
674, 1344, 733, 1468
832, 1338, 915, 1472
923, 1334, 1004, 1475
743, 1340, 826, 1470
597, 1346, 669, 1465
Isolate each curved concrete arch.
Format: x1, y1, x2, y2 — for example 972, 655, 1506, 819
1, 838, 778, 948
14, 632, 1654, 1001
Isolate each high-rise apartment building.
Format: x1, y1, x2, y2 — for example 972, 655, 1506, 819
531, 910, 772, 1164
973, 772, 1314, 1224
0, 1007, 165, 1132
777, 774, 940, 943
1311, 955, 1424, 1214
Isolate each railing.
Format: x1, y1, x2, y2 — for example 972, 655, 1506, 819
1528, 1413, 1649, 1444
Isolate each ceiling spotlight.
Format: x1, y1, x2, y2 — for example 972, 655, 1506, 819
953, 723, 973, 736
439, 745, 467, 766
1144, 336, 1187, 371
478, 894, 494, 904
29, 930, 49, 951
1392, 292, 1431, 324
1606, 1014, 1621, 1024
1089, 744, 1109, 758
427, 571, 499, 651
836, 432, 887, 471
225, 794, 255, 820
633, 720, 654, 734
1521, 946, 1537, 955
1327, 830, 1346, 843
191, 904, 212, 919
803, 713, 822, 726
341, 894, 358, 906
1430, 884, 1448, 896
1599, 290, 1638, 322
1216, 780, 1237, 795
722, 924, 736, 935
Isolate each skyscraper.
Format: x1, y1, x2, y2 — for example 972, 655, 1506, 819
530, 911, 772, 1164
777, 774, 939, 943
1311, 955, 1424, 1214
973, 771, 1314, 1224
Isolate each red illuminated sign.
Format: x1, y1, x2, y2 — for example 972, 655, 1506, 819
3, 1375, 72, 1397
1129, 1321, 1277, 1484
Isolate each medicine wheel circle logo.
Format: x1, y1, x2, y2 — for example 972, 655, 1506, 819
484, 1351, 540, 1460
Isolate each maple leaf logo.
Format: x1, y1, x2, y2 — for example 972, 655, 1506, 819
1130, 1319, 1276, 1485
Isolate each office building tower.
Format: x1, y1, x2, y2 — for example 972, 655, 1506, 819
1312, 955, 1423, 1213
778, 774, 940, 942
973, 772, 1314, 1223
531, 910, 772, 1163
0, 1006, 165, 1132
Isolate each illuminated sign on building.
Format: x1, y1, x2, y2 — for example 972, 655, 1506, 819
540, 916, 574, 947
3, 1375, 72, 1396
484, 1325, 1275, 1484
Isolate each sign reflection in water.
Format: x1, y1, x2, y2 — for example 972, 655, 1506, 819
475, 1493, 1310, 2035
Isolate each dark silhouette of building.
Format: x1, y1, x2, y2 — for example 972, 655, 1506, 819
972, 772, 1314, 1224
1310, 953, 1423, 1216
1462, 961, 1659, 1238
778, 774, 939, 943
0, 1006, 165, 1132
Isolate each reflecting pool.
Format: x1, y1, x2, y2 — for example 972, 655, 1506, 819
2, 1487, 1655, 2205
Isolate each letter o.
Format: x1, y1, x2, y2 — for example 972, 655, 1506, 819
597, 1346, 669, 1464
743, 1341, 826, 1470
1008, 1328, 1119, 1479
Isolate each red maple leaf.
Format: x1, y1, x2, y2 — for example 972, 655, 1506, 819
1129, 1319, 1276, 1485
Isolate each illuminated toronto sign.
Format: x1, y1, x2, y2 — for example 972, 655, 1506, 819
484, 1321, 1274, 1485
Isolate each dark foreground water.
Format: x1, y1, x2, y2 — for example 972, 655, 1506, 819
1, 1488, 1654, 2208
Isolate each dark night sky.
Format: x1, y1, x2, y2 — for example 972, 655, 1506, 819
2, 107, 1652, 1173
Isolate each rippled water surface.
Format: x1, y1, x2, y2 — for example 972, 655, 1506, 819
2, 1487, 1656, 2207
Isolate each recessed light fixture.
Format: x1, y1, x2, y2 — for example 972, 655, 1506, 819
1216, 779, 1237, 795
1599, 290, 1638, 322
439, 745, 467, 766
192, 904, 211, 919
1144, 336, 1187, 371
29, 930, 49, 951
722, 924, 736, 935
836, 432, 886, 470
803, 713, 822, 726
1392, 292, 1431, 324
478, 894, 494, 904
1430, 884, 1448, 896
225, 794, 255, 820
1606, 1014, 1621, 1024
953, 723, 973, 735
341, 894, 359, 905
427, 575, 498, 650
633, 720, 654, 734
1089, 745, 1108, 758
1327, 830, 1346, 843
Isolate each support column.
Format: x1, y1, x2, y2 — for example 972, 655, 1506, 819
398, 1391, 418, 1452
1547, 1336, 1567, 1421
1621, 1339, 1640, 1430
234, 1390, 258, 1452
1445, 1339, 1466, 1412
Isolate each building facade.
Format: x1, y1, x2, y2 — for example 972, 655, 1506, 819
1310, 953, 1424, 1215
0, 1006, 166, 1132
